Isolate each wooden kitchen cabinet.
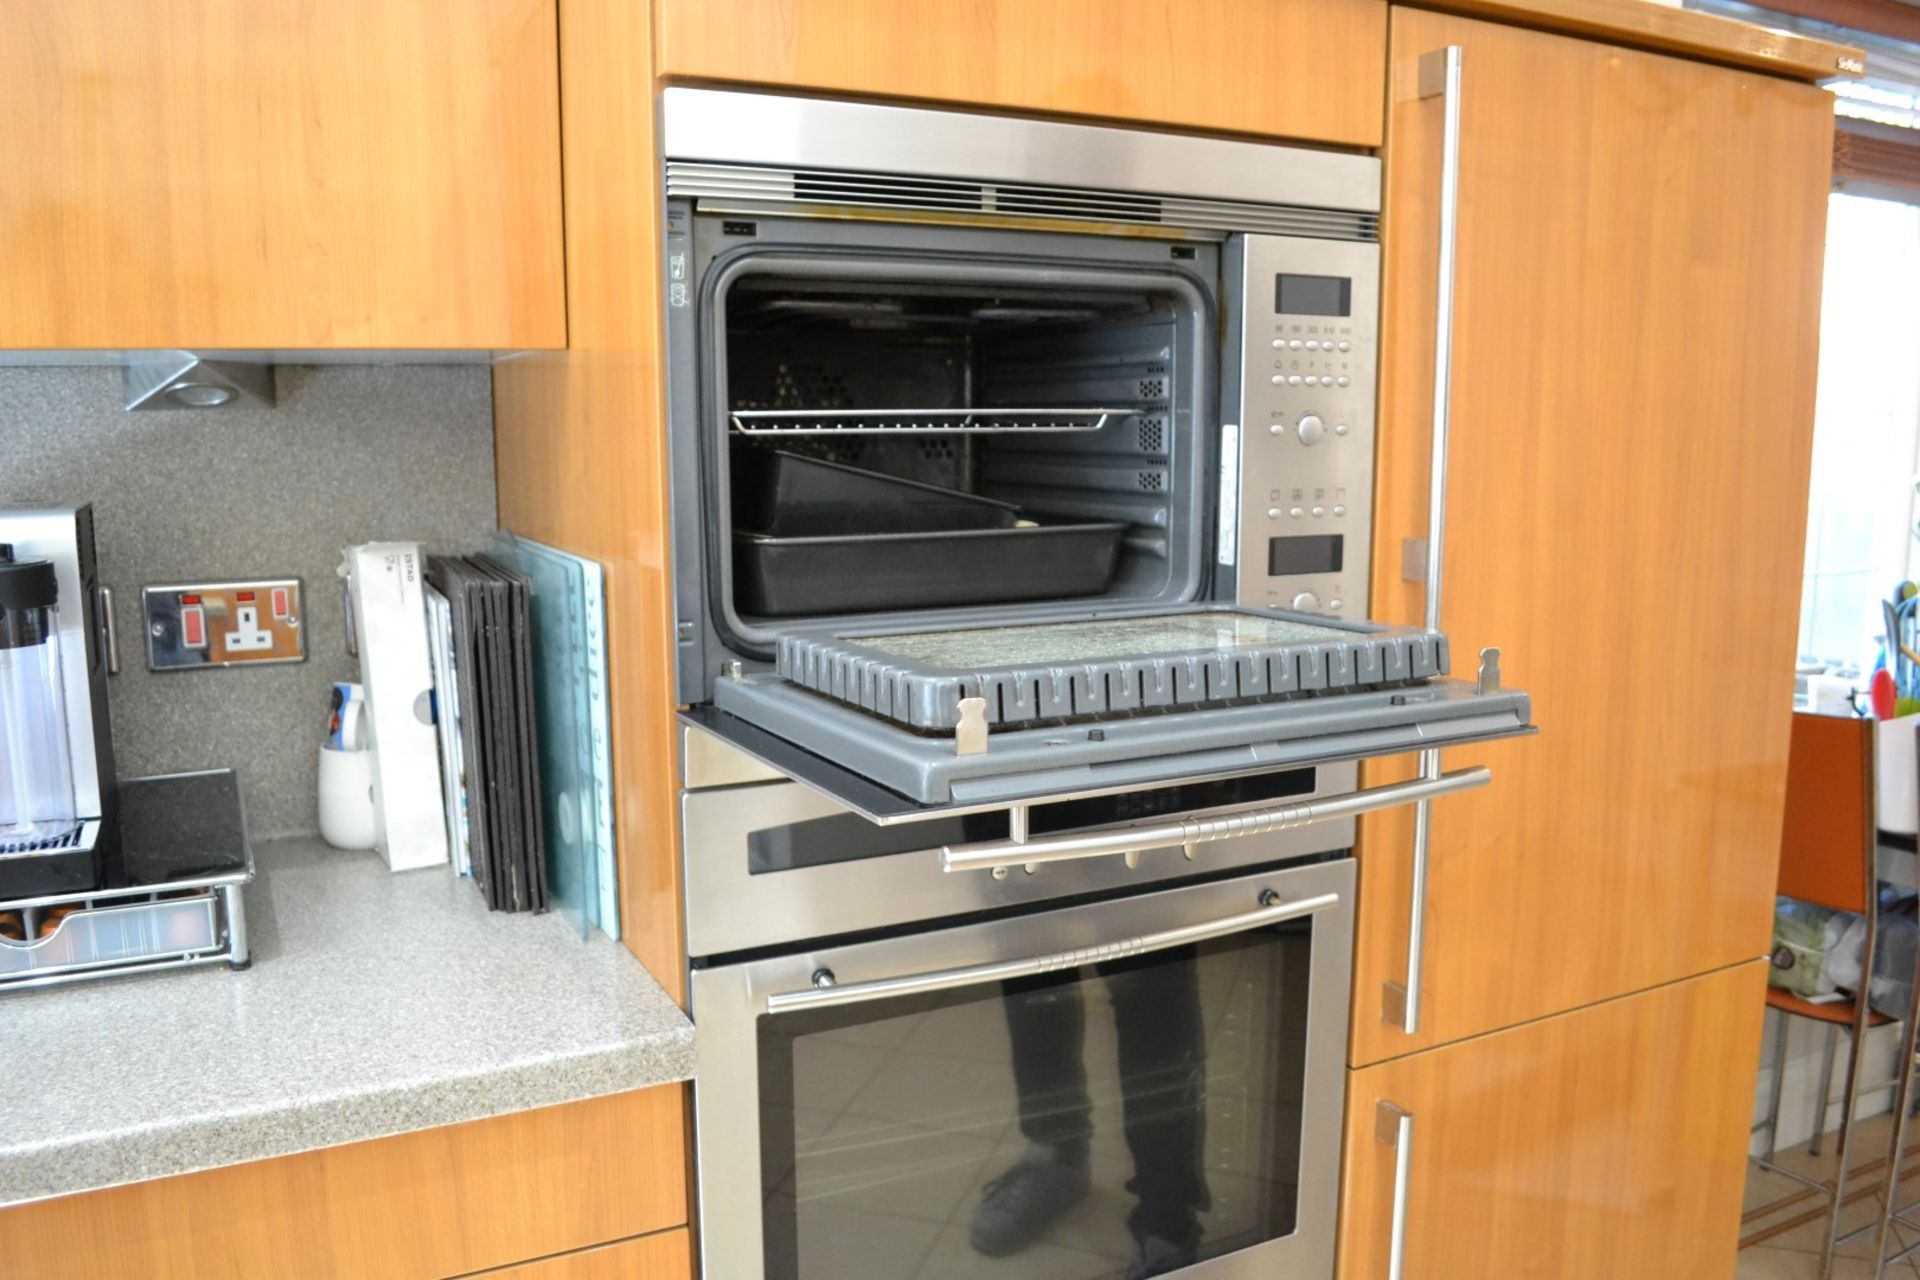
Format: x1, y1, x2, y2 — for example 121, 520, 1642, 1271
1351, 6, 1832, 1065
654, 0, 1389, 148
1337, 960, 1767, 1279
477, 1229, 693, 1280
0, 0, 565, 350
0, 1087, 689, 1280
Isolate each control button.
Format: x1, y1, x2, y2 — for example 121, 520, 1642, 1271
1288, 340, 1303, 350
1334, 422, 1350, 436
1295, 414, 1326, 446
1291, 591, 1320, 611
271, 587, 290, 619
182, 606, 207, 650
1337, 340, 1351, 352
1286, 375, 1302, 386
1271, 338, 1286, 349
1270, 375, 1285, 386
1301, 375, 1317, 387
1332, 504, 1347, 517
1266, 506, 1281, 519
1268, 423, 1284, 435
1336, 376, 1351, 388
1305, 340, 1320, 351
1330, 597, 1344, 610
1311, 505, 1325, 517
1288, 507, 1304, 519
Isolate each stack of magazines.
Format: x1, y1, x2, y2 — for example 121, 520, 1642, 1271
424, 555, 547, 913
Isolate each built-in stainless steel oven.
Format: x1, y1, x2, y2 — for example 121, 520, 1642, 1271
662, 89, 1532, 1279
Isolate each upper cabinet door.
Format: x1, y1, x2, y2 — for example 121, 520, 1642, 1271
0, 0, 565, 350
1351, 9, 1831, 1065
654, 0, 1388, 147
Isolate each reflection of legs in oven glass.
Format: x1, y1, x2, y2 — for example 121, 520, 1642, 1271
1106, 945, 1208, 1276
969, 951, 1208, 1277
969, 970, 1094, 1257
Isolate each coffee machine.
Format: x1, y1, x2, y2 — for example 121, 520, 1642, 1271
0, 504, 117, 896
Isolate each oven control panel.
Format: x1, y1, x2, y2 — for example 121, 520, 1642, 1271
1227, 234, 1381, 617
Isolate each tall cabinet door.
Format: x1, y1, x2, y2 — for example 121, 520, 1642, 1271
1351, 7, 1833, 1066
1338, 961, 1768, 1279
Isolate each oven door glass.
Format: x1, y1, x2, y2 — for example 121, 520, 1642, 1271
692, 864, 1351, 1280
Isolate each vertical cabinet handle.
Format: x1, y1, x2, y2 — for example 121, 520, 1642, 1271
1376, 1100, 1415, 1279
1387, 44, 1465, 1037
96, 585, 120, 675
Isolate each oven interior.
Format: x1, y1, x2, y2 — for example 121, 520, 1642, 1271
711, 259, 1215, 654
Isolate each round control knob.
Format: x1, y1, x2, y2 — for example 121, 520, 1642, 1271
1295, 414, 1326, 446
1291, 591, 1320, 611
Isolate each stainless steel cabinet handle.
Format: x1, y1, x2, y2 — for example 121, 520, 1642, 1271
766, 889, 1341, 1015
940, 767, 1492, 875
1376, 1100, 1415, 1280
96, 585, 120, 675
1389, 44, 1465, 1038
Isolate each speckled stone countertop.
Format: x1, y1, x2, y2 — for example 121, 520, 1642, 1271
0, 837, 695, 1209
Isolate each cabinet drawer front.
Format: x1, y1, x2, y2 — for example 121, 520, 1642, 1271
0, 1087, 688, 1280
1338, 962, 1766, 1279
1354, 6, 1832, 1063
655, 0, 1388, 148
473, 1228, 692, 1280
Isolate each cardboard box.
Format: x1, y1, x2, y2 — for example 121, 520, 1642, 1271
342, 543, 449, 871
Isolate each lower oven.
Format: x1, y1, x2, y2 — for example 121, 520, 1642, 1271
690, 856, 1352, 1280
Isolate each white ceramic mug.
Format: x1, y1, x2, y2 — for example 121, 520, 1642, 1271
317, 745, 378, 850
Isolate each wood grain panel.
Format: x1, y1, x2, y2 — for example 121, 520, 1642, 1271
1408, 0, 1863, 80
460, 1228, 692, 1279
1337, 962, 1768, 1279
655, 0, 1388, 147
0, 0, 564, 349
492, 0, 685, 1000
1353, 9, 1831, 1064
0, 1088, 689, 1280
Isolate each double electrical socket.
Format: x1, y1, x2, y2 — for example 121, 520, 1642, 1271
141, 579, 306, 671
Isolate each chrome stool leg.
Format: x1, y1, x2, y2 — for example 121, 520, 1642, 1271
1767, 1008, 1789, 1160
1812, 1024, 1839, 1157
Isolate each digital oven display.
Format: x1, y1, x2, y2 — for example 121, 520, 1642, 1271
1268, 534, 1344, 576
1275, 273, 1352, 317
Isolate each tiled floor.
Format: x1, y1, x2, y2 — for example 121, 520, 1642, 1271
1740, 1113, 1920, 1279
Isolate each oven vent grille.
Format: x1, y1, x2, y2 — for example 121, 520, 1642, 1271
666, 162, 1380, 241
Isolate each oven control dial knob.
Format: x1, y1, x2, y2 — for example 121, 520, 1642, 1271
1291, 591, 1321, 612
1295, 414, 1326, 446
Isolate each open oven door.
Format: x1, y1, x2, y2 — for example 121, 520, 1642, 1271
682, 600, 1532, 829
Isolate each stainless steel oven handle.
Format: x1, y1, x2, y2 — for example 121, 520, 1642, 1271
939, 767, 1491, 875
1392, 44, 1465, 1040
1377, 1100, 1415, 1279
765, 889, 1341, 1015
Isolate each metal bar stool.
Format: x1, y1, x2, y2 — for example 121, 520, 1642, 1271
1744, 712, 1885, 1276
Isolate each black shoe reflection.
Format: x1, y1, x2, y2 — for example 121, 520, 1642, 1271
969, 944, 1209, 1268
